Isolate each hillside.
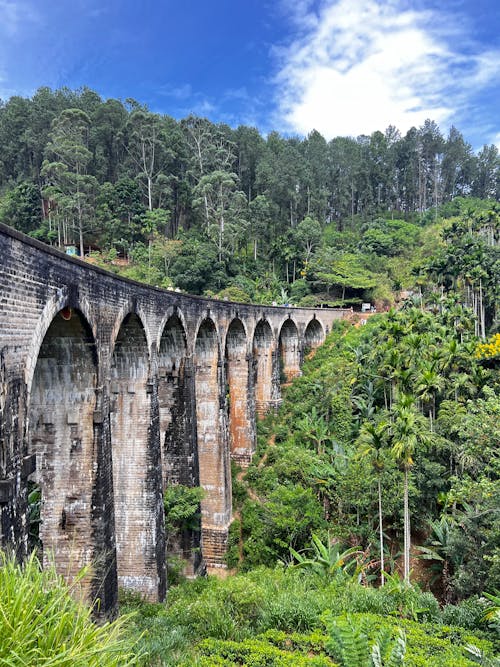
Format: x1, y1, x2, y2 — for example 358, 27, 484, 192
119, 305, 500, 665
0, 87, 499, 311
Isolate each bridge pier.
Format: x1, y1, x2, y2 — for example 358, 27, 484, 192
226, 319, 255, 467
253, 319, 279, 416
194, 318, 231, 571
110, 313, 165, 601
28, 309, 98, 599
279, 318, 302, 382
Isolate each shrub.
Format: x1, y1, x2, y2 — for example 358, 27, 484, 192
0, 551, 138, 666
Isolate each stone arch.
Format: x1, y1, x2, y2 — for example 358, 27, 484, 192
279, 318, 301, 382
110, 312, 164, 600
225, 318, 255, 466
110, 303, 153, 361
25, 291, 96, 399
156, 307, 188, 354
194, 317, 231, 571
27, 307, 97, 595
304, 318, 325, 352
252, 319, 277, 416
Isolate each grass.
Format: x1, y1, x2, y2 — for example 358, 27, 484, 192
0, 551, 139, 667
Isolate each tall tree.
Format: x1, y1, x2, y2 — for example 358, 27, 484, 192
357, 419, 390, 585
390, 397, 432, 582
41, 108, 97, 255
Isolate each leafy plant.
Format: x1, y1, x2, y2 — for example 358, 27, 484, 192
323, 614, 406, 667
290, 534, 362, 582
0, 551, 139, 666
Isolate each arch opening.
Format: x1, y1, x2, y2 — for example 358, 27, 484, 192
279, 319, 301, 382
225, 319, 254, 466
110, 313, 162, 599
252, 319, 276, 416
28, 308, 97, 593
194, 318, 231, 570
304, 319, 325, 353
159, 315, 201, 576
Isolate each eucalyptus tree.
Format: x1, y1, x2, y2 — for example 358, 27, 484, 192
192, 170, 247, 261
301, 129, 329, 220
182, 115, 238, 231
248, 194, 274, 261
327, 136, 362, 227
0, 95, 31, 185
255, 132, 305, 229
418, 119, 444, 216
41, 108, 97, 256
235, 124, 265, 201
123, 108, 164, 211
472, 144, 500, 200
441, 126, 475, 201
90, 98, 128, 182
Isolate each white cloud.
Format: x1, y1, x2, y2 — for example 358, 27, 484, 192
274, 0, 500, 139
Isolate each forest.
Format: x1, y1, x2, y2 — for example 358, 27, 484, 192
0, 86, 499, 311
1, 87, 500, 665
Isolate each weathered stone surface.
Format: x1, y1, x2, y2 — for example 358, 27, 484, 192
0, 222, 350, 613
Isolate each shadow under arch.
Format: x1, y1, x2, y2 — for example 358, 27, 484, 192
159, 313, 201, 577
304, 318, 325, 353
225, 318, 255, 466
278, 317, 301, 382
110, 312, 165, 601
27, 307, 97, 597
252, 319, 279, 416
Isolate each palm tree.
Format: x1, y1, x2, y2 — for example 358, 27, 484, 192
357, 419, 389, 585
415, 362, 445, 430
390, 396, 432, 583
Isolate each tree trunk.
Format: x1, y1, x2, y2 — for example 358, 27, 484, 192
378, 477, 385, 586
147, 176, 153, 211
403, 467, 411, 583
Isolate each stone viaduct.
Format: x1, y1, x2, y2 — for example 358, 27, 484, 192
0, 222, 350, 612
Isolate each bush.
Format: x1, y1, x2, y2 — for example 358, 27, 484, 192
194, 638, 334, 666
0, 552, 138, 666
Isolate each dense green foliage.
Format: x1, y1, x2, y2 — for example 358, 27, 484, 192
0, 552, 138, 666
1, 89, 499, 663
120, 297, 500, 665
0, 87, 499, 308
122, 566, 496, 666
236, 305, 500, 600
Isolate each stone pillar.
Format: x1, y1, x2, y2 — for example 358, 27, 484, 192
110, 313, 165, 601
226, 320, 255, 467
0, 347, 27, 559
194, 319, 231, 572
89, 384, 118, 615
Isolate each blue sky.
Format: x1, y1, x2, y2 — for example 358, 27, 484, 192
0, 0, 499, 148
